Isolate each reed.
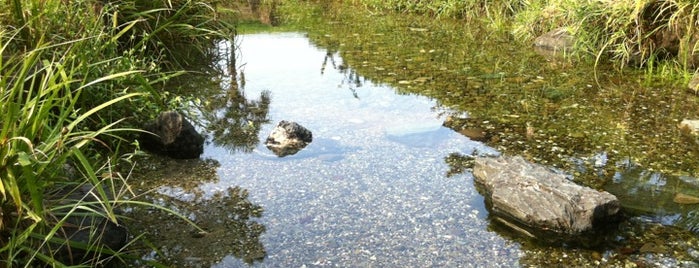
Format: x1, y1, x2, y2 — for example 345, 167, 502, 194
349, 0, 525, 21
106, 0, 235, 68
1, 0, 233, 265
0, 29, 143, 266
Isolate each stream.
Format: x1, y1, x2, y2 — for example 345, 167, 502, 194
125, 3, 699, 267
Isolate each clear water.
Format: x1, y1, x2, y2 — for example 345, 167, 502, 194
181, 32, 519, 266
131, 31, 699, 267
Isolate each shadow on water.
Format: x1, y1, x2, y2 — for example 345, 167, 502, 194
126, 158, 266, 267
606, 161, 699, 233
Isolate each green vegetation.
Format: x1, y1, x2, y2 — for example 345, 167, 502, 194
347, 0, 699, 71
0, 0, 233, 266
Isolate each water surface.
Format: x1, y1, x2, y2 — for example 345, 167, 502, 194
208, 33, 513, 266
130, 32, 524, 267
127, 15, 699, 266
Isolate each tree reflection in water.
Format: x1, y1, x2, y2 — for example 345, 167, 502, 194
204, 87, 271, 153
128, 37, 273, 265
322, 49, 363, 99
128, 155, 266, 265
201, 39, 271, 153
162, 38, 272, 154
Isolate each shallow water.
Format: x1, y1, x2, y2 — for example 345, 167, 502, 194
125, 11, 699, 266
127, 32, 525, 266
207, 33, 514, 266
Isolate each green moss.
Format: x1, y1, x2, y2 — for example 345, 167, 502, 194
236, 20, 297, 34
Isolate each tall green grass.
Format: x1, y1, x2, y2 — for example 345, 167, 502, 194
349, 0, 525, 20
512, 0, 699, 70
105, 0, 235, 68
0, 29, 143, 266
0, 0, 234, 265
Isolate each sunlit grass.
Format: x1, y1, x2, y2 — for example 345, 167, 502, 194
0, 0, 235, 265
0, 31, 143, 265
343, 0, 699, 74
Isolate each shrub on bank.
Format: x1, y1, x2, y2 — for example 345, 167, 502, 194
348, 0, 699, 70
513, 0, 699, 69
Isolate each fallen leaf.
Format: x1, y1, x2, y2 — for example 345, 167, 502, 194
673, 193, 699, 204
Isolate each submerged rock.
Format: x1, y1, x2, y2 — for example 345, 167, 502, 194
473, 155, 620, 236
140, 111, 204, 159
680, 119, 699, 134
673, 193, 699, 204
264, 120, 312, 157
689, 72, 699, 93
534, 27, 574, 53
385, 123, 451, 148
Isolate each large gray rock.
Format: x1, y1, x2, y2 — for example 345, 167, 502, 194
264, 120, 312, 157
473, 156, 620, 236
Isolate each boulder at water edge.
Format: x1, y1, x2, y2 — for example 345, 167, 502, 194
265, 120, 312, 157
140, 111, 204, 159
473, 155, 620, 236
48, 184, 129, 265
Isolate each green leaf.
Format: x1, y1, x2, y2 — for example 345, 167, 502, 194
16, 151, 32, 166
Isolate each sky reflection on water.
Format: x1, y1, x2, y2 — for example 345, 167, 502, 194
199, 33, 515, 267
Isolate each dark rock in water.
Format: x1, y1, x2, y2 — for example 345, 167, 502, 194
47, 184, 129, 265
473, 155, 620, 236
265, 120, 312, 157
140, 111, 204, 159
